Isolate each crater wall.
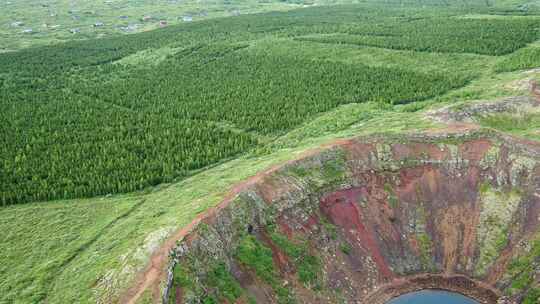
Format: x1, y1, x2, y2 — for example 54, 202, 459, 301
163, 130, 540, 304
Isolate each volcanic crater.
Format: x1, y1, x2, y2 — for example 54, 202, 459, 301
161, 129, 540, 304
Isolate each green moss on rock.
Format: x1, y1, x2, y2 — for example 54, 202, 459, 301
523, 287, 540, 304
384, 183, 398, 208
235, 235, 296, 304
417, 233, 434, 270
413, 203, 434, 270
270, 232, 321, 288
508, 154, 536, 187
479, 145, 500, 170
168, 262, 195, 303
206, 263, 244, 302
475, 186, 522, 276
505, 235, 540, 296
285, 149, 348, 191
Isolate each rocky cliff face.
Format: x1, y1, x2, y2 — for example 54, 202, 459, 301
163, 130, 540, 304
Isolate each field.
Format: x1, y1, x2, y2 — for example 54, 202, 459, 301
1, 0, 539, 51
0, 0, 326, 51
1, 0, 540, 303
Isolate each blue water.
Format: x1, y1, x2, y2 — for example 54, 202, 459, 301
387, 290, 479, 304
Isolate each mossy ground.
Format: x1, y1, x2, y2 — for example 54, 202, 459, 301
167, 258, 245, 303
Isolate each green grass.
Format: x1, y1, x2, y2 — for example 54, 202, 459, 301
476, 187, 523, 276
235, 235, 277, 283
0, 0, 316, 51
235, 235, 294, 303
384, 183, 399, 208
339, 243, 352, 255
523, 288, 540, 304
478, 108, 540, 141
206, 263, 244, 302
0, 195, 142, 303
417, 233, 434, 269
270, 233, 321, 287
168, 258, 245, 302
168, 263, 193, 303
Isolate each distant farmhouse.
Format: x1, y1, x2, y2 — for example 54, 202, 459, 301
120, 24, 139, 32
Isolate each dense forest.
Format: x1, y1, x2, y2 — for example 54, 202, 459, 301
1, 4, 539, 205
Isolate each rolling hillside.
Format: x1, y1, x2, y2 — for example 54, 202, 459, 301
0, 1, 539, 303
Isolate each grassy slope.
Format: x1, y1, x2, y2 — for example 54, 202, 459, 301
1, 4, 540, 304
479, 109, 540, 140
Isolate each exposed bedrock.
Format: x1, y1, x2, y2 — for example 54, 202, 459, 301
163, 130, 540, 304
